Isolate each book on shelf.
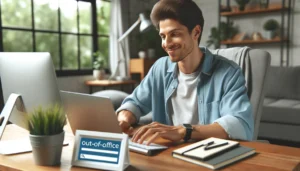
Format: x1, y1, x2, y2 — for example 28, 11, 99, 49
172, 137, 256, 170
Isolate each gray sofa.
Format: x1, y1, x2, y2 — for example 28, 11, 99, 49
258, 66, 300, 142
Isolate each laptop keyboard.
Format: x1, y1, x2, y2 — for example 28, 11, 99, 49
129, 139, 168, 150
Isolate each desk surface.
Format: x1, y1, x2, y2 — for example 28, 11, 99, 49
1, 124, 300, 171
85, 80, 136, 86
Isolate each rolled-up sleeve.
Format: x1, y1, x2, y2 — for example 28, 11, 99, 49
116, 66, 154, 123
116, 101, 144, 123
215, 68, 254, 141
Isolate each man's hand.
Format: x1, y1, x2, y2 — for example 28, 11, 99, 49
131, 122, 186, 145
117, 110, 137, 136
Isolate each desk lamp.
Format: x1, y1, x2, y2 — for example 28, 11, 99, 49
110, 13, 152, 80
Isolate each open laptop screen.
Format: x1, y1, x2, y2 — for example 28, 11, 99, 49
60, 91, 122, 135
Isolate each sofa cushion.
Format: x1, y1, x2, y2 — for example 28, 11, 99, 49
264, 97, 278, 105
261, 98, 300, 124
259, 122, 300, 142
265, 66, 300, 100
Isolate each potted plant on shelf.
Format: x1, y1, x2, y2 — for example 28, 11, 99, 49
207, 21, 239, 49
206, 27, 220, 49
136, 24, 167, 59
28, 105, 66, 166
260, 0, 269, 9
93, 51, 106, 80
263, 19, 279, 39
235, 0, 250, 11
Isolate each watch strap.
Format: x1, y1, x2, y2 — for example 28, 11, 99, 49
183, 124, 193, 142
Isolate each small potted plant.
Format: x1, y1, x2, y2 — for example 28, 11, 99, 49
207, 27, 220, 49
263, 19, 279, 39
207, 21, 239, 49
235, 0, 250, 11
28, 105, 66, 166
260, 0, 269, 9
136, 25, 166, 59
93, 51, 106, 80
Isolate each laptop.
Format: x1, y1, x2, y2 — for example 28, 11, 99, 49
60, 91, 168, 155
61, 91, 122, 134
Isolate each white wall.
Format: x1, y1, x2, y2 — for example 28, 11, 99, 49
196, 0, 300, 66
196, 0, 219, 51
291, 0, 300, 65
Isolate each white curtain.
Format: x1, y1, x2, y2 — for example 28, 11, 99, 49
109, 0, 130, 79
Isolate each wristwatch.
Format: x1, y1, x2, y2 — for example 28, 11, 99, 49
183, 124, 193, 142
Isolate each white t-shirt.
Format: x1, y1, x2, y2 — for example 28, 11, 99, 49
170, 69, 200, 126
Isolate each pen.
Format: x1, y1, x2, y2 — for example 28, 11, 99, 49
182, 141, 214, 155
204, 142, 229, 150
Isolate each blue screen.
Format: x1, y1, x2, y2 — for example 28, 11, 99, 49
78, 137, 122, 164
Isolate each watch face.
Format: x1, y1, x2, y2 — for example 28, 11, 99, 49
183, 124, 192, 129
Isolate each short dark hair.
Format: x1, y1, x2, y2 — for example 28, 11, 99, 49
150, 0, 204, 44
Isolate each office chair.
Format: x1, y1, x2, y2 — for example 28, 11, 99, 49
213, 47, 271, 140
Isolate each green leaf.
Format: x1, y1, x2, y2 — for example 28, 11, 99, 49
93, 51, 107, 70
206, 22, 239, 49
27, 104, 66, 136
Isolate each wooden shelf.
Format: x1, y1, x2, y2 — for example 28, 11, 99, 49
218, 1, 291, 66
221, 38, 288, 45
221, 5, 288, 17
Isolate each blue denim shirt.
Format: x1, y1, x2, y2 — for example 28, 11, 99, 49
117, 47, 254, 141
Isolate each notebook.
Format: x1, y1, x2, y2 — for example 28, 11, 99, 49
60, 91, 168, 156
173, 137, 239, 160
172, 137, 255, 170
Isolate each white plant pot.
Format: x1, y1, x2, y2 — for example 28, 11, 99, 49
148, 49, 156, 59
93, 70, 105, 80
263, 30, 276, 40
138, 51, 146, 58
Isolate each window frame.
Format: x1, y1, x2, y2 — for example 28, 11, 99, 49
0, 0, 111, 77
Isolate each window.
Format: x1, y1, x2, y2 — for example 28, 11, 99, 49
0, 0, 111, 76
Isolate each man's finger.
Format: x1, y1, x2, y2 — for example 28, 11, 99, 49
146, 132, 161, 145
132, 124, 158, 142
132, 125, 149, 142
138, 128, 164, 144
149, 122, 172, 128
132, 123, 171, 143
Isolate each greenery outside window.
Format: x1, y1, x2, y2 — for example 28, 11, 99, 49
0, 0, 111, 76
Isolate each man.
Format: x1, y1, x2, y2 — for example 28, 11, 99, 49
117, 0, 254, 145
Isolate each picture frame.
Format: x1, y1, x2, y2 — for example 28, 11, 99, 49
72, 130, 130, 171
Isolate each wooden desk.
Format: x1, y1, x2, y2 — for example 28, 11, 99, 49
1, 124, 300, 171
85, 80, 136, 94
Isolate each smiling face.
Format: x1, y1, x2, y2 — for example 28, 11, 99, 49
159, 19, 198, 62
